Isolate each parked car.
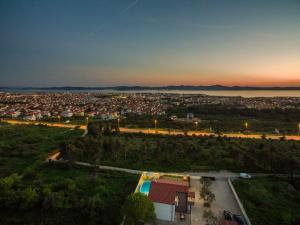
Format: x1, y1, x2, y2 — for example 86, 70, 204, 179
224, 210, 233, 220
233, 214, 246, 225
239, 173, 251, 179
219, 220, 239, 225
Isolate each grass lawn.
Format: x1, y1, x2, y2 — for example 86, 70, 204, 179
0, 124, 82, 176
233, 176, 300, 225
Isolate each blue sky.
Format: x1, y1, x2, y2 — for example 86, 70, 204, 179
0, 0, 300, 86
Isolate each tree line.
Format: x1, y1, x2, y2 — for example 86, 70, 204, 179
60, 121, 300, 175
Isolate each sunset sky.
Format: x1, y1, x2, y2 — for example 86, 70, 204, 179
1, 0, 300, 87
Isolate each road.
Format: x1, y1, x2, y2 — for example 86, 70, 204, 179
2, 119, 87, 130
3, 119, 300, 141
119, 127, 300, 141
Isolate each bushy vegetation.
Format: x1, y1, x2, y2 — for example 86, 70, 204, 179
200, 178, 215, 207
0, 124, 82, 177
234, 177, 300, 225
0, 124, 139, 225
123, 192, 155, 225
0, 163, 138, 225
61, 121, 300, 173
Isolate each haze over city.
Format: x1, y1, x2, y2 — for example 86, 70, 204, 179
1, 0, 300, 87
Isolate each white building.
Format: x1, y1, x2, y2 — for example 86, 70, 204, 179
147, 179, 194, 222
11, 111, 21, 118
24, 114, 36, 121
61, 110, 73, 118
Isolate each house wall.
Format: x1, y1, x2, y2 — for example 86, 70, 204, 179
153, 202, 175, 221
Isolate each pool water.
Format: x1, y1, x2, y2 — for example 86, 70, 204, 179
140, 180, 151, 195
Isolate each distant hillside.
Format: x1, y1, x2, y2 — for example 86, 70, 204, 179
1, 85, 300, 91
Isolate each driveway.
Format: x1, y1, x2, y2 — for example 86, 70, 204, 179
190, 177, 242, 225
210, 178, 242, 217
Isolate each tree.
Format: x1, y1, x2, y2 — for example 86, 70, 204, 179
87, 122, 105, 137
200, 178, 215, 207
203, 210, 218, 225
122, 193, 155, 225
20, 186, 39, 209
0, 173, 21, 207
206, 192, 215, 205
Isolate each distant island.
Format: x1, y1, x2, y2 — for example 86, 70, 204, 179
1, 85, 300, 91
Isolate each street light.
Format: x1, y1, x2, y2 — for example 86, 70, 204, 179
195, 121, 198, 131
86, 117, 89, 125
117, 118, 120, 128
58, 115, 61, 123
244, 121, 249, 135
298, 123, 300, 135
154, 119, 158, 131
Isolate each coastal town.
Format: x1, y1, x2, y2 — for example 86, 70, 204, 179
1, 92, 300, 121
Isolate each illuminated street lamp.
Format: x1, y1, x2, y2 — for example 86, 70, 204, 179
117, 118, 120, 128
86, 116, 89, 125
154, 119, 158, 131
244, 121, 249, 135
195, 121, 198, 131
298, 123, 300, 135
58, 115, 61, 123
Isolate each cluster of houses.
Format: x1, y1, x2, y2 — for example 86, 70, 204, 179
0, 92, 166, 121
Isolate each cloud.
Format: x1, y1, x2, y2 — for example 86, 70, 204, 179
88, 0, 140, 37
122, 0, 139, 14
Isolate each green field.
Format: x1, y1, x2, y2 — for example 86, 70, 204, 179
234, 177, 300, 225
0, 124, 82, 177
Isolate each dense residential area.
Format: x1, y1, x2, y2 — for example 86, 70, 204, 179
1, 92, 300, 120
1, 92, 300, 134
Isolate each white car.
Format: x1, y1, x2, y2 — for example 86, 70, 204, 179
239, 173, 252, 179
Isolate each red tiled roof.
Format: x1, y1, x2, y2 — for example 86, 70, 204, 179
155, 178, 189, 187
148, 179, 189, 205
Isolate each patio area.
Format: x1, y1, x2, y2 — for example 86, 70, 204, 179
156, 213, 191, 225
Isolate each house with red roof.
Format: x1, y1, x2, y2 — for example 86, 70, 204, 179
147, 178, 195, 222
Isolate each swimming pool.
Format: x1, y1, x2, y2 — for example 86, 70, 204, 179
140, 180, 151, 195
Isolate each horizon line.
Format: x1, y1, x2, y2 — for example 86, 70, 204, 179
1, 85, 300, 89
